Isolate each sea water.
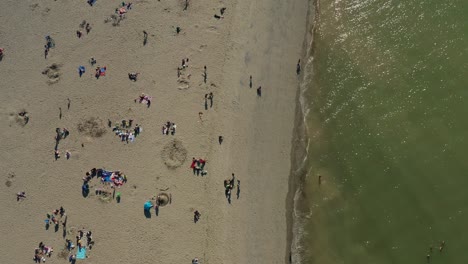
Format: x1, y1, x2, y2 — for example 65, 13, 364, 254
295, 0, 468, 263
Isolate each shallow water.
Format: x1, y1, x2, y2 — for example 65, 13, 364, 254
297, 0, 468, 263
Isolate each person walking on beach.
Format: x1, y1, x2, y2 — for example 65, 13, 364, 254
66, 150, 71, 160
44, 45, 49, 59
236, 180, 240, 199
78, 66, 85, 77
249, 75, 252, 88
184, 0, 189, 11
67, 98, 71, 109
204, 94, 208, 110
218, 136, 223, 145
318, 175, 322, 185
59, 107, 62, 119
85, 23, 91, 34
208, 92, 213, 108
203, 65, 207, 83
176, 26, 181, 34
257, 86, 262, 97
296, 59, 301, 75
143, 30, 148, 46
194, 210, 201, 223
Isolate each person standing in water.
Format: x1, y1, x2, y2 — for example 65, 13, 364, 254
439, 241, 445, 252
296, 59, 301, 75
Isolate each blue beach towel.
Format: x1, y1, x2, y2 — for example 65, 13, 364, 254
101, 170, 113, 182
76, 247, 87, 259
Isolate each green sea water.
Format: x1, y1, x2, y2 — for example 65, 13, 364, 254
298, 0, 468, 263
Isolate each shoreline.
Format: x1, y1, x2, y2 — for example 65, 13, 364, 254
286, 0, 319, 262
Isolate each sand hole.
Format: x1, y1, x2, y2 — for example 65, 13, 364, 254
5, 180, 12, 187
161, 139, 187, 169
156, 193, 170, 207
77, 117, 107, 138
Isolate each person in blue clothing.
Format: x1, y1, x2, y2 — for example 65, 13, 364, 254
78, 66, 85, 77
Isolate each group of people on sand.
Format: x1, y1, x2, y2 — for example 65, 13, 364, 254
33, 242, 53, 263
95, 66, 107, 79
64, 229, 94, 262
111, 119, 142, 143
190, 158, 207, 176
54, 127, 71, 160
204, 92, 214, 109
45, 207, 67, 229
77, 229, 94, 249
116, 2, 133, 15
18, 110, 30, 124
128, 72, 140, 81
135, 93, 152, 108
224, 173, 240, 203
162, 121, 177, 135
82, 168, 128, 198
83, 168, 127, 184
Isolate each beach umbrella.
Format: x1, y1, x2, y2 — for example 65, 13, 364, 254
144, 201, 152, 211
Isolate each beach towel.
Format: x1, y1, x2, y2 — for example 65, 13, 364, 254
76, 247, 87, 259
100, 67, 106, 76
101, 170, 113, 182
140, 96, 152, 104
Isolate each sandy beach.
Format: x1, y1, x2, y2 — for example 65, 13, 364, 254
0, 0, 308, 263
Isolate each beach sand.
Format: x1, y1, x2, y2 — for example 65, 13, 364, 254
0, 0, 308, 263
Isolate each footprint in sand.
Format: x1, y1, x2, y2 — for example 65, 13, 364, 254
5, 172, 15, 188
177, 79, 190, 90
42, 63, 62, 85
206, 26, 219, 34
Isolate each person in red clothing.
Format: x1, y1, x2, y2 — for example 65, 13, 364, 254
199, 159, 206, 170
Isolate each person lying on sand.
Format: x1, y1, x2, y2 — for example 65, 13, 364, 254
17, 191, 26, 201
128, 72, 139, 81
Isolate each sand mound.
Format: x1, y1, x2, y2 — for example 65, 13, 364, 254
77, 117, 107, 138
161, 139, 187, 169
42, 63, 61, 85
